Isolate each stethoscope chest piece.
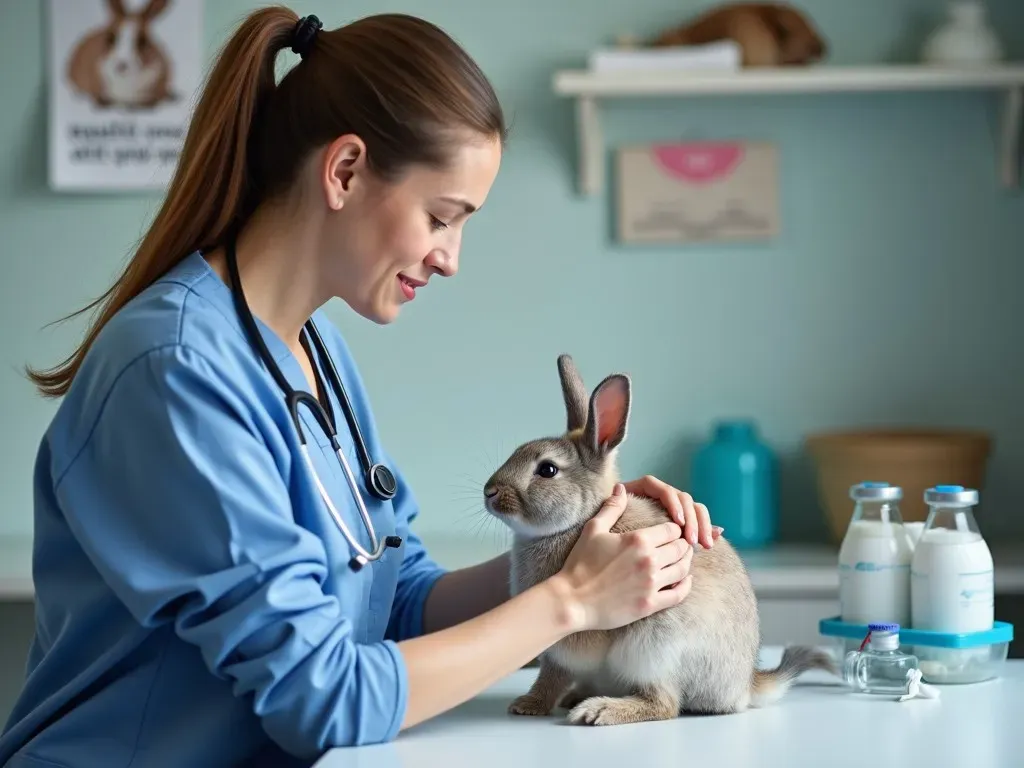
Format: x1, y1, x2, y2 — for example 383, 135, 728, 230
369, 463, 397, 500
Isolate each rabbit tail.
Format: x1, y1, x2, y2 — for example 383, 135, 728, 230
749, 646, 836, 707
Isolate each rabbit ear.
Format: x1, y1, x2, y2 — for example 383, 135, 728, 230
107, 0, 127, 19
583, 374, 631, 456
557, 354, 588, 434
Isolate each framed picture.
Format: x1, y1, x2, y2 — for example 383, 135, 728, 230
47, 0, 204, 192
616, 141, 780, 244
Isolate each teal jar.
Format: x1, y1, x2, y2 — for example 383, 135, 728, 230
691, 420, 778, 548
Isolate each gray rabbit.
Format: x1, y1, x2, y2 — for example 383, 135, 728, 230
483, 354, 835, 726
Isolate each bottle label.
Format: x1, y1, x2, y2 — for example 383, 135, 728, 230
911, 568, 994, 632
839, 564, 911, 626
910, 536, 994, 633
838, 521, 914, 626
841, 562, 911, 573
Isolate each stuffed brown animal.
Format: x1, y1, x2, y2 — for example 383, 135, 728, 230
650, 2, 827, 67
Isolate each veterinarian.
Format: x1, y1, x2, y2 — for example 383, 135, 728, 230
0, 9, 721, 768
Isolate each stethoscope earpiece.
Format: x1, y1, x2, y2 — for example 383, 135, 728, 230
350, 537, 402, 571
224, 234, 402, 571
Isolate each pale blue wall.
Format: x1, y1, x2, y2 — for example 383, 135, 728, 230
2, 0, 1024, 551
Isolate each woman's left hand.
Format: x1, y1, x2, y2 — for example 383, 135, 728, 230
621, 475, 722, 550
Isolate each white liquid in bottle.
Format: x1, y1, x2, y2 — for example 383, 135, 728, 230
911, 486, 993, 633
838, 482, 913, 627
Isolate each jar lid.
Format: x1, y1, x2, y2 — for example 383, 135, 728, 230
849, 481, 902, 502
925, 485, 979, 506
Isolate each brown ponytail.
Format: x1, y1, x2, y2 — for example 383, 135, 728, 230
28, 7, 506, 398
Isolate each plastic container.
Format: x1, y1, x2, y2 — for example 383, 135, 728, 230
911, 485, 994, 633
819, 616, 1013, 684
690, 419, 777, 548
838, 482, 914, 627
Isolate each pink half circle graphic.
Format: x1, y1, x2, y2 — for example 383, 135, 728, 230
652, 143, 744, 183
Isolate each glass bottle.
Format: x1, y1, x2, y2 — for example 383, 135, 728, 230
911, 485, 993, 633
837, 482, 913, 626
843, 623, 920, 695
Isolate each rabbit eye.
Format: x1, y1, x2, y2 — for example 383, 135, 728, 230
536, 461, 559, 479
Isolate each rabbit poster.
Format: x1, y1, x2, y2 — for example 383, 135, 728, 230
615, 141, 780, 244
47, 0, 203, 191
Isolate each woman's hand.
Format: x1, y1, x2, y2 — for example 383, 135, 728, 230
399, 484, 699, 731
552, 484, 694, 632
622, 475, 722, 550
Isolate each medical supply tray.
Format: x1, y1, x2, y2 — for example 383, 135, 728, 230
819, 616, 1014, 684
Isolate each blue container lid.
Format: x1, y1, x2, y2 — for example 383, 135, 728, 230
819, 616, 1013, 649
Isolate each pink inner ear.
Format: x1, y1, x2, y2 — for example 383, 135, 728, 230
595, 381, 627, 446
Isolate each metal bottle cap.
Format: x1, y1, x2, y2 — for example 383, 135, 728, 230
924, 485, 979, 506
849, 481, 903, 502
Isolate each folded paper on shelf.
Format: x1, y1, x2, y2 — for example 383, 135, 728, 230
588, 41, 742, 72
615, 141, 779, 244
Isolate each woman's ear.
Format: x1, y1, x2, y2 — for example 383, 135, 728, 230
323, 134, 368, 210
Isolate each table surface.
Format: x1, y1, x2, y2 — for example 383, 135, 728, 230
313, 647, 1024, 768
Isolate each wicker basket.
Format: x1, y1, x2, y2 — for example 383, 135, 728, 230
806, 429, 992, 544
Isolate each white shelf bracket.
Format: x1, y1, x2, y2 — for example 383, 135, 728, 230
1000, 86, 1022, 189
575, 96, 603, 196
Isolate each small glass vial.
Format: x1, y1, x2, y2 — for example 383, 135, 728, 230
843, 623, 919, 695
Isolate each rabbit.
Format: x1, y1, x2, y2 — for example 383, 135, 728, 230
67, 0, 175, 110
483, 354, 835, 726
651, 2, 827, 67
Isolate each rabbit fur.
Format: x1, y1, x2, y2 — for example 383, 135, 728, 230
483, 355, 835, 726
67, 0, 174, 109
650, 2, 827, 67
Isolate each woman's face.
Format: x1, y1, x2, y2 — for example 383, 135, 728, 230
319, 134, 502, 324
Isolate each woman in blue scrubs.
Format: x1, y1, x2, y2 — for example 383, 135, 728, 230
2, 9, 720, 768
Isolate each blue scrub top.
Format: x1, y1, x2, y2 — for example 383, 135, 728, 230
0, 251, 447, 768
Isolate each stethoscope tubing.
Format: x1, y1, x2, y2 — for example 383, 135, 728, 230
222, 234, 402, 570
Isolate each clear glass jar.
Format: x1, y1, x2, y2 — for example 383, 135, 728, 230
843, 623, 920, 695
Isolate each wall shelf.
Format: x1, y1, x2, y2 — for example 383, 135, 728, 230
551, 64, 1024, 196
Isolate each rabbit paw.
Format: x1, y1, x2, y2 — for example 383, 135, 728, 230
566, 696, 633, 725
566, 693, 678, 726
508, 694, 554, 717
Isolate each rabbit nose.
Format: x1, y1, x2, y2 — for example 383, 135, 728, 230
484, 486, 498, 499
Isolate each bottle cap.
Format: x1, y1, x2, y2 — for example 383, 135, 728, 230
924, 485, 979, 506
868, 622, 899, 633
868, 622, 901, 634
849, 482, 902, 502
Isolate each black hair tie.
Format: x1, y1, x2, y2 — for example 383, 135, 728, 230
291, 15, 323, 59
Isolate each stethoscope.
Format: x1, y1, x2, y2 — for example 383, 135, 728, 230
224, 234, 402, 571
